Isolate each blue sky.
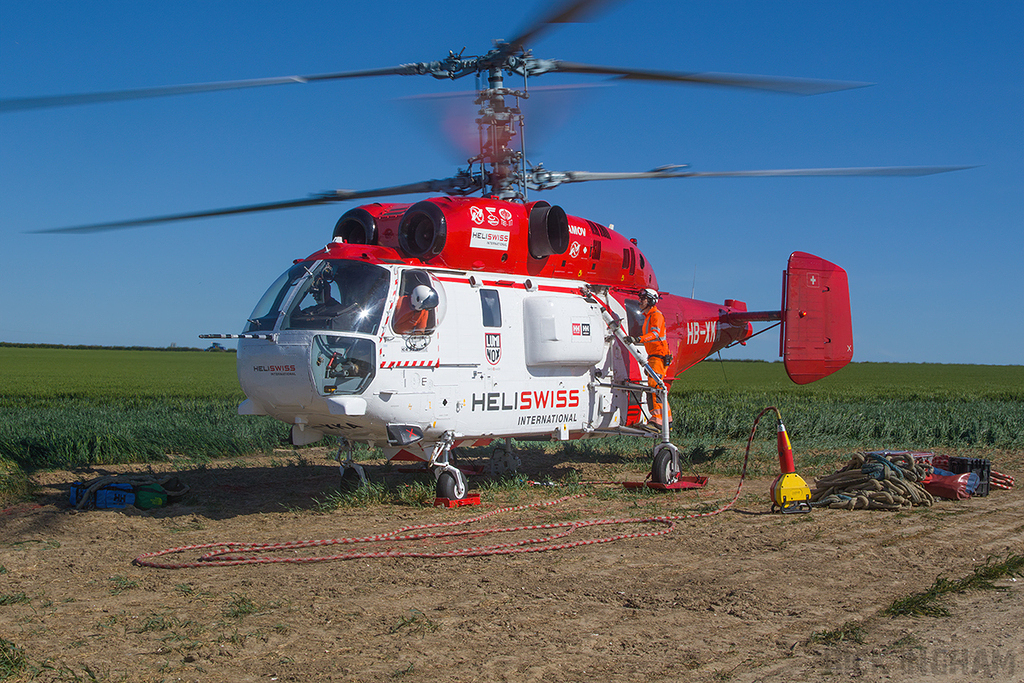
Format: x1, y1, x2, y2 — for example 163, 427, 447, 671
1, 1, 1021, 365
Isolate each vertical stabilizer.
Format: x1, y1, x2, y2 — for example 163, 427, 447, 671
782, 252, 853, 384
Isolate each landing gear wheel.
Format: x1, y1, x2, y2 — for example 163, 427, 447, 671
651, 445, 681, 485
436, 470, 467, 501
340, 466, 362, 491
487, 446, 522, 477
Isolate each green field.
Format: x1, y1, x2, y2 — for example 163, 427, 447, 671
0, 347, 284, 500
668, 360, 1024, 448
1, 345, 1022, 501
0, 345, 242, 399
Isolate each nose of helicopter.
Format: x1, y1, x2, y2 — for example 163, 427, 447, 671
236, 336, 316, 420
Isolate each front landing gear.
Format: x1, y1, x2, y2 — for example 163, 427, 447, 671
429, 432, 470, 501
335, 438, 368, 490
435, 469, 467, 500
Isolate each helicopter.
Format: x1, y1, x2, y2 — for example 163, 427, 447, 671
4, 0, 968, 501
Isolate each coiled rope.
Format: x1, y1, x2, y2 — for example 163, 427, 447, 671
133, 410, 773, 569
810, 451, 934, 510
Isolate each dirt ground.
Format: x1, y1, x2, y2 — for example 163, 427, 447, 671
2, 446, 1022, 683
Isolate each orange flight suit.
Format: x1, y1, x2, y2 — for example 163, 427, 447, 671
639, 304, 672, 426
393, 296, 429, 334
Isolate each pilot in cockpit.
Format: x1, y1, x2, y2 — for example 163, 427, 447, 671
295, 266, 358, 329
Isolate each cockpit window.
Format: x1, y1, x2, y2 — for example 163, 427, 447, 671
283, 260, 390, 335
312, 335, 375, 396
245, 261, 310, 332
391, 269, 447, 335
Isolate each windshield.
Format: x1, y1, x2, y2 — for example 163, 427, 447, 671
283, 260, 390, 335
245, 261, 311, 332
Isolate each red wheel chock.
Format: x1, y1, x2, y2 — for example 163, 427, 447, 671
624, 475, 708, 491
433, 494, 482, 508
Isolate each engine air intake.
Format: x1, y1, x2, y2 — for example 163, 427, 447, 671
528, 202, 569, 259
333, 208, 378, 245
399, 201, 447, 259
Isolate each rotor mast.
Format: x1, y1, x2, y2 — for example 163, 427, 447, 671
473, 57, 527, 200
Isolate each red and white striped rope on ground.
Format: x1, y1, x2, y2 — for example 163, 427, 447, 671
991, 470, 1014, 490
134, 415, 762, 570
132, 490, 741, 569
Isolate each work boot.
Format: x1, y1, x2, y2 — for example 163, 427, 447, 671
645, 421, 673, 433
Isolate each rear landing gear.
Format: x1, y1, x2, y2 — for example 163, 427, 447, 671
651, 443, 681, 485
487, 438, 521, 477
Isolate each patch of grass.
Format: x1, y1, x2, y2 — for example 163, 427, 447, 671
159, 627, 204, 652
391, 663, 416, 677
107, 576, 138, 595
394, 480, 435, 507
477, 472, 530, 492
388, 609, 439, 636
36, 662, 132, 682
887, 633, 923, 652
0, 539, 60, 551
217, 629, 249, 646
808, 620, 866, 645
313, 473, 461, 510
314, 480, 392, 510
224, 594, 260, 619
0, 592, 30, 607
0, 456, 34, 507
0, 638, 29, 680
138, 614, 187, 633
885, 553, 1024, 617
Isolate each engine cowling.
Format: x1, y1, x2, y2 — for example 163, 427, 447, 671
333, 207, 379, 244
324, 197, 657, 291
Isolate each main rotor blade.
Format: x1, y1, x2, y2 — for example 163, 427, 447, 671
0, 65, 426, 113
30, 177, 480, 234
529, 164, 974, 189
545, 61, 871, 95
29, 196, 337, 234
503, 0, 617, 53
668, 166, 977, 178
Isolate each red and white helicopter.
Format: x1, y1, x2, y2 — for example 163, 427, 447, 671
13, 0, 963, 500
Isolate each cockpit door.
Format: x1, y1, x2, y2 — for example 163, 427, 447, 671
380, 269, 448, 367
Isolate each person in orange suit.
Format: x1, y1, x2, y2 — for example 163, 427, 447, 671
626, 288, 673, 431
393, 285, 436, 334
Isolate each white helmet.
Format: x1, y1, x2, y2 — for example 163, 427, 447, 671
640, 288, 660, 303
410, 285, 439, 310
